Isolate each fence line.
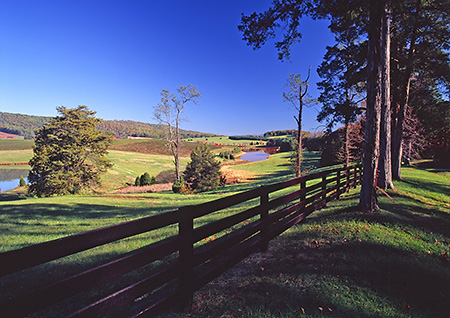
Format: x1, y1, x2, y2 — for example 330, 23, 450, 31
0, 163, 362, 318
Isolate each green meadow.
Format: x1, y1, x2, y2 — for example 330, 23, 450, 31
0, 138, 449, 317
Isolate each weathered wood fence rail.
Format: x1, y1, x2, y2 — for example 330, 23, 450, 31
0, 164, 362, 318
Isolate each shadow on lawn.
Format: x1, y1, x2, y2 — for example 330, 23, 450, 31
179, 193, 450, 318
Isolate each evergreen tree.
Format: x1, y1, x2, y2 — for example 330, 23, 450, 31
28, 106, 112, 196
135, 176, 141, 186
140, 172, 152, 186
19, 177, 26, 187
183, 144, 221, 192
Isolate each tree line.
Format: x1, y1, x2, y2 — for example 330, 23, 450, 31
0, 111, 214, 140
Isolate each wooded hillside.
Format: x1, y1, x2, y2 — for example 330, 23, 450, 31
0, 112, 215, 139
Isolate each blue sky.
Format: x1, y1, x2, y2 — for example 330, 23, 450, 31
0, 1, 335, 135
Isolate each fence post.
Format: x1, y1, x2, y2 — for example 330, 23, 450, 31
337, 169, 341, 199
178, 207, 194, 309
260, 187, 269, 252
345, 166, 351, 192
322, 173, 327, 204
300, 180, 306, 203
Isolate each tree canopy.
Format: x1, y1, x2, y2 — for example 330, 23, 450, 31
28, 106, 112, 196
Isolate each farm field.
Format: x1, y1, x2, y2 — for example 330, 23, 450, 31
1, 136, 449, 317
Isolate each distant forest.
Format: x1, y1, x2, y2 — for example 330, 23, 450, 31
0, 112, 215, 139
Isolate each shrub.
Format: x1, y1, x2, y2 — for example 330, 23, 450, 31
135, 176, 141, 186
184, 144, 221, 192
19, 177, 26, 187
156, 170, 177, 184
172, 178, 185, 193
280, 138, 296, 152
140, 172, 151, 186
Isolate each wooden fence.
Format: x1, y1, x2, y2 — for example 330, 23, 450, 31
0, 163, 362, 318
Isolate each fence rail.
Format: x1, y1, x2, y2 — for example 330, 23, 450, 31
0, 163, 362, 318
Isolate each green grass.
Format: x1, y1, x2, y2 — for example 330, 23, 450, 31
0, 139, 34, 151
100, 150, 190, 191
1, 152, 449, 317
0, 149, 32, 164
163, 166, 450, 318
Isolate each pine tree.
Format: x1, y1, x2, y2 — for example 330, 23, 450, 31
183, 144, 221, 192
28, 106, 112, 196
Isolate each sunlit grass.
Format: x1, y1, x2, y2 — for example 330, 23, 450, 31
163, 167, 450, 318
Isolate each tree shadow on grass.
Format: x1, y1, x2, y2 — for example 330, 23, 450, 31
0, 192, 27, 201
182, 231, 450, 318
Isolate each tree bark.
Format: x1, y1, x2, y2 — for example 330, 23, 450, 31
378, 0, 395, 190
360, 0, 383, 213
344, 119, 350, 167
391, 77, 409, 180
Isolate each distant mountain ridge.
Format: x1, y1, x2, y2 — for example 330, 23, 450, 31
0, 112, 215, 139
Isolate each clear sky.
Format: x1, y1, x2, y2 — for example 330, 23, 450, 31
0, 0, 335, 136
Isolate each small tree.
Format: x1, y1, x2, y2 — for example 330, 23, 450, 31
28, 106, 112, 197
282, 69, 316, 177
154, 85, 201, 182
19, 177, 26, 187
183, 144, 221, 192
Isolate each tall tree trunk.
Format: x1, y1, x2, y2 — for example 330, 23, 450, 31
344, 119, 350, 167
360, 0, 383, 213
378, 0, 395, 190
175, 116, 181, 182
391, 0, 419, 180
295, 93, 303, 177
391, 77, 410, 180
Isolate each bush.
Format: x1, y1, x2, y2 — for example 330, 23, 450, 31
172, 178, 185, 193
156, 170, 177, 184
280, 138, 296, 152
140, 172, 152, 186
19, 177, 26, 187
135, 176, 141, 186
184, 144, 221, 192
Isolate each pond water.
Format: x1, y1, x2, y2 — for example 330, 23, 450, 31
240, 151, 270, 162
0, 169, 29, 193
0, 178, 27, 193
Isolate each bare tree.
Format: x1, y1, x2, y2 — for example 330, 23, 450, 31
282, 68, 315, 177
154, 85, 201, 182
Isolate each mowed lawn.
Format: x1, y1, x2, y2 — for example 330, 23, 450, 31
165, 166, 450, 318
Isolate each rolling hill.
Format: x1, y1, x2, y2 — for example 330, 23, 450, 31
0, 111, 215, 139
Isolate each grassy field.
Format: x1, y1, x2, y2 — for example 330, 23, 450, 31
0, 139, 449, 317
0, 139, 34, 151
164, 166, 450, 318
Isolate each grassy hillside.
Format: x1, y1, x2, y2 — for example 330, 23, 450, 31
166, 166, 450, 318
0, 111, 215, 139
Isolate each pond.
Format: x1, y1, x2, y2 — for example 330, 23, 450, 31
0, 169, 29, 193
240, 151, 270, 162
